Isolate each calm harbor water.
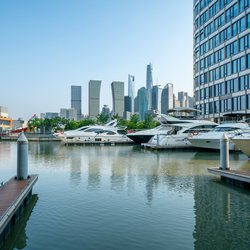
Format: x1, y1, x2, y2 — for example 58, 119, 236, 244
0, 141, 250, 250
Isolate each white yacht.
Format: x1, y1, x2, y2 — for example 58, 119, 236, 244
188, 123, 250, 151
232, 134, 250, 158
127, 114, 212, 144
126, 124, 172, 144
63, 120, 132, 144
142, 121, 217, 149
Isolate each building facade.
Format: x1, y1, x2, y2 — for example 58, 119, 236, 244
111, 81, 124, 117
89, 80, 101, 118
137, 87, 148, 120
128, 75, 135, 113
146, 63, 153, 110
71, 85, 82, 121
60, 108, 77, 120
161, 83, 174, 114
193, 0, 250, 122
151, 85, 162, 113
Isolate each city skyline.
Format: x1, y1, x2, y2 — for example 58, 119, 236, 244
1, 1, 193, 120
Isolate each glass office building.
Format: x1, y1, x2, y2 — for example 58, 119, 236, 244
193, 0, 250, 122
89, 80, 101, 118
111, 81, 124, 117
71, 85, 82, 121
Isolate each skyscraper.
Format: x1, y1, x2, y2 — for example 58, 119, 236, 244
137, 87, 148, 121
146, 63, 153, 110
193, 0, 250, 122
111, 81, 124, 117
151, 85, 163, 113
71, 85, 82, 121
161, 83, 174, 114
128, 74, 135, 113
89, 80, 101, 118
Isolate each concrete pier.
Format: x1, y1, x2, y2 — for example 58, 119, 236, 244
208, 133, 250, 189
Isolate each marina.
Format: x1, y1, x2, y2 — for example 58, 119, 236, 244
0, 141, 250, 249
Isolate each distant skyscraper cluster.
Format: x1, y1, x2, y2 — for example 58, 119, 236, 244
39, 63, 193, 121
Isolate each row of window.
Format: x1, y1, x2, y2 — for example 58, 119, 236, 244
196, 74, 250, 101
195, 0, 249, 39
194, 0, 232, 20
195, 14, 250, 58
196, 94, 250, 114
195, 34, 250, 71
194, 0, 249, 29
195, 54, 250, 86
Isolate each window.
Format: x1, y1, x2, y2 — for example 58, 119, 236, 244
232, 59, 238, 74
239, 76, 245, 90
233, 78, 239, 92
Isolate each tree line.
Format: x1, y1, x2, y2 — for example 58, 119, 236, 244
27, 114, 160, 133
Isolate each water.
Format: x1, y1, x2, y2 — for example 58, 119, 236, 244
0, 141, 250, 250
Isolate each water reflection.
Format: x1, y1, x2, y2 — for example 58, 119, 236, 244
1, 142, 250, 249
193, 177, 250, 249
1, 194, 38, 250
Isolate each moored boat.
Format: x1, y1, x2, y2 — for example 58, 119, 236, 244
188, 123, 250, 151
142, 121, 217, 149
232, 134, 250, 158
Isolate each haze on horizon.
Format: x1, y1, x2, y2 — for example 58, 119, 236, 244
0, 0, 193, 120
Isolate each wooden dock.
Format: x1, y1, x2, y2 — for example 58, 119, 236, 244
0, 175, 38, 246
208, 167, 250, 188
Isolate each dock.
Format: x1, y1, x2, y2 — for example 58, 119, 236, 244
63, 140, 134, 146
208, 167, 250, 188
0, 175, 38, 247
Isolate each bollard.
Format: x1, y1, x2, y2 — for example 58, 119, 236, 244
17, 131, 28, 180
220, 133, 230, 170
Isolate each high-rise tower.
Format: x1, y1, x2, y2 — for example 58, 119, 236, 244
193, 0, 250, 122
128, 74, 135, 113
146, 63, 153, 110
88, 80, 101, 118
111, 81, 124, 117
71, 85, 82, 121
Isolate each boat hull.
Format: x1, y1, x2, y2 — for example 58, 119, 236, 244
232, 137, 250, 157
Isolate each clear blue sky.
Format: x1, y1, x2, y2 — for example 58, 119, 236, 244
0, 0, 193, 120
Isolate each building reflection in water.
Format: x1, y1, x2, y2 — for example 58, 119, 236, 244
193, 176, 250, 249
1, 194, 38, 250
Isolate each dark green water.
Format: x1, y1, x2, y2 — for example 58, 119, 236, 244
0, 141, 250, 250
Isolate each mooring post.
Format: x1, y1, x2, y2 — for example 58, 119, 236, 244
220, 133, 230, 170
17, 131, 28, 180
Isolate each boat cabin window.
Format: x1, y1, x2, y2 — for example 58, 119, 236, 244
84, 128, 103, 133
183, 125, 217, 133
78, 126, 90, 131
214, 127, 242, 132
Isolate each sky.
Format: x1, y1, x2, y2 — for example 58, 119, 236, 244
0, 0, 193, 120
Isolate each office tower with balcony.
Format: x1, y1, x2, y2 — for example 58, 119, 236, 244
146, 63, 153, 110
128, 74, 135, 113
89, 80, 101, 118
194, 0, 250, 122
111, 81, 124, 117
71, 85, 82, 121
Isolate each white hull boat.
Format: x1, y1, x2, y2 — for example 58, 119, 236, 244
188, 123, 249, 151
232, 135, 250, 158
142, 121, 217, 149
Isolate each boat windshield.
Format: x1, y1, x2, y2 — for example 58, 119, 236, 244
214, 127, 243, 132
